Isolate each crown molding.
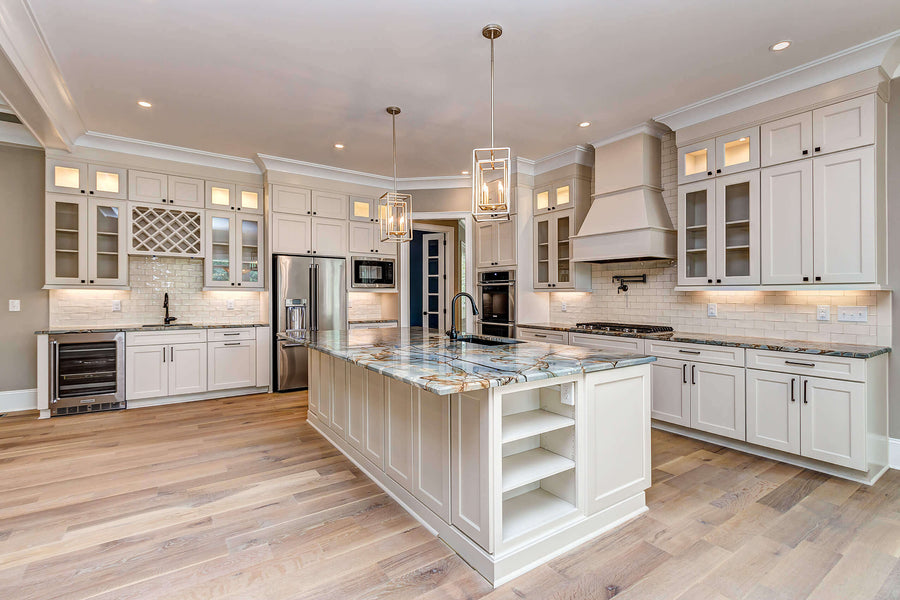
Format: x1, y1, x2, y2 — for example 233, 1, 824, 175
398, 175, 470, 190
76, 131, 261, 173
591, 121, 670, 149
513, 157, 535, 177
0, 0, 85, 148
655, 30, 900, 132
530, 145, 593, 176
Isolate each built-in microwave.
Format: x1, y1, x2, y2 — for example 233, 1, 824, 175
351, 256, 396, 289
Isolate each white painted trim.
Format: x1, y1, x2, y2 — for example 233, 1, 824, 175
890, 437, 900, 470
590, 121, 670, 149
0, 388, 38, 413
76, 131, 262, 174
531, 145, 594, 176
655, 30, 900, 131
513, 157, 535, 177
125, 386, 268, 410
0, 120, 40, 147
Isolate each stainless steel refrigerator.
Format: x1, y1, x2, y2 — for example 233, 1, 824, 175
273, 254, 347, 391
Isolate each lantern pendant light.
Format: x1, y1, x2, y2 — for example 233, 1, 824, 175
379, 106, 412, 243
472, 23, 511, 223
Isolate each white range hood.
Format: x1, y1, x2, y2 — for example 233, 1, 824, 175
572, 131, 676, 263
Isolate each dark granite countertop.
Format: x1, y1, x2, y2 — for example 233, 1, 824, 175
518, 323, 890, 359
348, 319, 399, 324
35, 323, 269, 335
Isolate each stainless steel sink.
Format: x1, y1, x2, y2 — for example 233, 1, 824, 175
142, 323, 192, 327
455, 334, 521, 347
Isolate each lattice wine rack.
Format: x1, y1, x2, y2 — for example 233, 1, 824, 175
128, 204, 205, 257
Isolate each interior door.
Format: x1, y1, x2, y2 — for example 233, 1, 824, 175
422, 233, 446, 331
746, 369, 800, 454
760, 160, 814, 284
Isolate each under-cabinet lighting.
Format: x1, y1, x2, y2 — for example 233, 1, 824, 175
137, 100, 152, 108
770, 40, 791, 52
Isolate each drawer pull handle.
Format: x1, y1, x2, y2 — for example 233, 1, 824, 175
691, 364, 696, 385
679, 349, 701, 355
534, 334, 547, 338
785, 360, 815, 367
223, 332, 241, 336
682, 364, 687, 384
224, 342, 242, 346
803, 379, 809, 404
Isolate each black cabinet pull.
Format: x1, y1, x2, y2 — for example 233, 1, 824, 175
691, 364, 697, 385
785, 360, 815, 367
707, 171, 712, 176
814, 147, 821, 152
682, 364, 687, 384
162, 347, 166, 363
815, 276, 821, 281
803, 277, 809, 282
80, 279, 85, 283
89, 280, 94, 284
802, 150, 809, 155
707, 279, 713, 284
790, 378, 796, 402
89, 190, 94, 194
679, 349, 701, 355
716, 279, 721, 283
803, 379, 809, 404
170, 346, 174, 361
716, 169, 722, 174
80, 189, 85, 194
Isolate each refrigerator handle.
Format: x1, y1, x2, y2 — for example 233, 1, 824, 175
310, 263, 319, 331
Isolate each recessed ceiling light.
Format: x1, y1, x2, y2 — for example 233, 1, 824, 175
578, 121, 591, 128
137, 100, 152, 108
334, 143, 344, 149
461, 170, 470, 175
770, 40, 791, 52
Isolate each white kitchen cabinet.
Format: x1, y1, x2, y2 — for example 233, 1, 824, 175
761, 112, 813, 166
476, 216, 517, 269
330, 358, 348, 438
746, 369, 800, 454
86, 198, 128, 286
568, 333, 645, 354
236, 185, 263, 214
650, 357, 691, 427
714, 127, 759, 176
760, 160, 814, 284
128, 170, 169, 205
169, 343, 208, 396
677, 139, 715, 184
413, 388, 452, 522
87, 164, 128, 200
534, 212, 587, 290
690, 362, 745, 441
363, 369, 386, 469
347, 363, 366, 451
312, 218, 347, 257
812, 147, 875, 284
385, 378, 414, 492
205, 211, 264, 289
312, 190, 349, 220
308, 350, 319, 416
715, 171, 759, 285
534, 181, 573, 215
812, 95, 875, 156
125, 341, 208, 400
349, 196, 378, 223
800, 376, 866, 470
271, 184, 311, 215
167, 176, 205, 209
677, 180, 716, 285
272, 214, 311, 254
349, 222, 394, 255
316, 350, 332, 424
450, 389, 492, 552
46, 158, 88, 195
207, 340, 256, 391
517, 328, 568, 344
205, 181, 236, 211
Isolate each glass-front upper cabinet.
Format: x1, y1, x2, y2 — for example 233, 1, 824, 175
677, 140, 715, 185
88, 165, 127, 199
349, 196, 379, 222
236, 185, 263, 214
534, 182, 572, 214
204, 212, 264, 289
206, 212, 234, 287
237, 215, 264, 288
715, 127, 759, 176
46, 159, 128, 199
46, 194, 88, 285
533, 213, 575, 289
535, 216, 551, 287
206, 181, 236, 211
716, 171, 760, 285
87, 199, 128, 285
678, 180, 716, 286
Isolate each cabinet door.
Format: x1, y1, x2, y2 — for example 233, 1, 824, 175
128, 170, 168, 204
87, 198, 128, 286
761, 112, 812, 166
715, 127, 759, 176
349, 196, 377, 222
349, 222, 376, 254
450, 390, 492, 552
166, 176, 205, 208
125, 345, 168, 400
476, 222, 496, 268
690, 363, 745, 441
272, 185, 311, 215
169, 342, 208, 396
47, 159, 87, 195
236, 214, 264, 288
533, 215, 552, 289
307, 350, 319, 416
551, 183, 572, 211
800, 376, 866, 470
272, 214, 311, 254
761, 161, 814, 284
88, 165, 127, 200
716, 171, 759, 284
46, 195, 89, 285
236, 185, 263, 214
677, 139, 715, 184
533, 186, 551, 215
813, 147, 875, 284
650, 358, 691, 426
362, 370, 385, 469
385, 378, 414, 492
312, 190, 349, 220
553, 212, 575, 288
311, 218, 347, 257
376, 235, 398, 256
346, 364, 367, 451
413, 389, 451, 521
330, 358, 348, 438
496, 216, 517, 266
677, 180, 716, 285
207, 340, 256, 391
812, 95, 875, 155
205, 212, 235, 287
206, 181, 236, 211
316, 351, 332, 426
746, 369, 800, 454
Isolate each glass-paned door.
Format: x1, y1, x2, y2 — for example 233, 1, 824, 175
238, 215, 264, 288
88, 199, 127, 285
678, 180, 716, 285
554, 184, 571, 210
206, 212, 234, 287
422, 233, 445, 331
89, 165, 127, 200
535, 216, 551, 287
48, 195, 88, 284
715, 127, 760, 176
555, 214, 572, 287
717, 171, 760, 284
236, 185, 263, 214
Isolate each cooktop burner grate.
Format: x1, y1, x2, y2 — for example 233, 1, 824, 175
574, 322, 674, 334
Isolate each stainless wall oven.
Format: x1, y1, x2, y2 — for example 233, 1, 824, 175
477, 270, 516, 338
351, 256, 396, 288
48, 331, 125, 416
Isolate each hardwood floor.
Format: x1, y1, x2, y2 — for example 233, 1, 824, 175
1, 392, 898, 600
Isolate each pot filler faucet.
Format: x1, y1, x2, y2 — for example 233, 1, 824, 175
163, 293, 177, 325
447, 292, 479, 340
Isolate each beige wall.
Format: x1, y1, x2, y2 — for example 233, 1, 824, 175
0, 144, 47, 391
888, 77, 899, 438
402, 187, 470, 213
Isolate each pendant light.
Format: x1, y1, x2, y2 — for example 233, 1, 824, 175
472, 23, 511, 222
379, 106, 412, 243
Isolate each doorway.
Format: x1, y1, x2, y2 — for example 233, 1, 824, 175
409, 221, 457, 332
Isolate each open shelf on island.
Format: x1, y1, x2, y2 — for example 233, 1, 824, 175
502, 448, 574, 492
502, 488, 578, 542
502, 409, 574, 444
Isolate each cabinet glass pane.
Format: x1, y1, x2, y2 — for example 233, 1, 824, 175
95, 204, 120, 279
240, 220, 259, 283
536, 219, 549, 284
723, 181, 751, 277
95, 171, 120, 194
536, 191, 549, 210
54, 165, 80, 189
210, 216, 231, 282
684, 190, 708, 278
723, 137, 750, 167
555, 185, 570, 208
210, 187, 231, 207
55, 201, 80, 278
557, 216, 571, 283
353, 200, 370, 219
240, 190, 259, 210
684, 149, 707, 177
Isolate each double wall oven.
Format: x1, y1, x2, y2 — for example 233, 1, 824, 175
477, 270, 516, 338
48, 331, 125, 416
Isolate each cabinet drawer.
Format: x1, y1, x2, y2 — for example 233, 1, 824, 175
568, 333, 645, 354
207, 328, 256, 341
126, 329, 208, 346
645, 340, 744, 367
517, 328, 568, 344
746, 349, 865, 382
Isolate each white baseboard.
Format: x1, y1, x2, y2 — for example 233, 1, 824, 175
0, 388, 38, 413
890, 438, 900, 470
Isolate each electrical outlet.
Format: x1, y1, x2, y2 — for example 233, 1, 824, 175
8, 299, 20, 312
112, 300, 121, 312
226, 299, 235, 310
707, 303, 717, 318
837, 306, 867, 322
561, 302, 567, 312
816, 305, 830, 321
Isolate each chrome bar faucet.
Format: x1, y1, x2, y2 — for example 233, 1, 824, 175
447, 292, 479, 340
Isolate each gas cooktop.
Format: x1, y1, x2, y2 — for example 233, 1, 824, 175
574, 322, 674, 334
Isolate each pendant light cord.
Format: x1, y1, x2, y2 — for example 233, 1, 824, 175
490, 36, 495, 149
392, 113, 397, 194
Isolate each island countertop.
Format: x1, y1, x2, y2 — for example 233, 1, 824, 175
279, 327, 655, 395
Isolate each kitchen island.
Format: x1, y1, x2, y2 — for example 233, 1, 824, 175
280, 327, 655, 586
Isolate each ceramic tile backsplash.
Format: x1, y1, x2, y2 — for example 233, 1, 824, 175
49, 256, 262, 327
548, 132, 889, 346
348, 292, 383, 321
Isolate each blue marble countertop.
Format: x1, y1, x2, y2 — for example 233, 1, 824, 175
280, 327, 655, 395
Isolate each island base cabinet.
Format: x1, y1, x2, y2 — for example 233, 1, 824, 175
363, 370, 385, 469
385, 378, 414, 492
346, 363, 366, 451
330, 359, 348, 438
307, 350, 319, 416
451, 389, 493, 553
413, 390, 451, 522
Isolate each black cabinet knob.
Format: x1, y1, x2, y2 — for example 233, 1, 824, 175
237, 282, 241, 286
375, 250, 379, 253
237, 207, 241, 211
370, 218, 374, 222
307, 211, 311, 215
89, 190, 94, 194
707, 279, 713, 284
802, 150, 809, 155
313, 211, 317, 215
716, 279, 722, 283
89, 280, 94, 283
716, 169, 721, 174
231, 282, 235, 286
803, 276, 809, 282
80, 189, 85, 194
80, 279, 85, 283
815, 276, 821, 281
707, 171, 712, 176
814, 147, 821, 152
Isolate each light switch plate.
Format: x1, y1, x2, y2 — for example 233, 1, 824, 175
561, 302, 567, 312
707, 303, 717, 318
8, 299, 20, 312
816, 305, 830, 321
112, 300, 121, 312
226, 299, 235, 310
837, 306, 867, 322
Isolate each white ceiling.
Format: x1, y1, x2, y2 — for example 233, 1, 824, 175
27, 0, 900, 176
